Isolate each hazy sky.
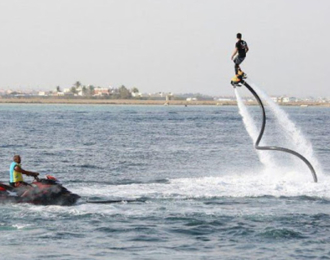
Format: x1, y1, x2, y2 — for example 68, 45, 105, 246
0, 0, 328, 97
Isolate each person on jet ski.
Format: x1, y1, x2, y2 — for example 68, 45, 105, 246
9, 155, 39, 187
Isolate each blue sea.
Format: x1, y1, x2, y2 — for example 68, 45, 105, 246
0, 104, 330, 259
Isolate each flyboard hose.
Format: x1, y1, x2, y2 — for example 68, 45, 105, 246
233, 80, 318, 183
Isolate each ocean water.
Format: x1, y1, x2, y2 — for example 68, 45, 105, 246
0, 104, 330, 259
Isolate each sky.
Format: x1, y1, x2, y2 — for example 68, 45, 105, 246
0, 0, 329, 97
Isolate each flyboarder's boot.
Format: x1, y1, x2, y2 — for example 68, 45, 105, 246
231, 74, 242, 87
237, 70, 247, 79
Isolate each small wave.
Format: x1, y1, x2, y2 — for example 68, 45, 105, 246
83, 142, 96, 146
70, 178, 169, 186
76, 164, 103, 169
0, 224, 32, 231
310, 213, 330, 220
203, 200, 249, 206
279, 195, 330, 203
118, 110, 138, 115
259, 228, 306, 240
0, 144, 25, 148
317, 148, 330, 152
41, 152, 57, 156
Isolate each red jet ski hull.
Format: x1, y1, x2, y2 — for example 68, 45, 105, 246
0, 176, 80, 206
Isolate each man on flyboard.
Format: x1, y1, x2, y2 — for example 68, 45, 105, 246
231, 33, 249, 84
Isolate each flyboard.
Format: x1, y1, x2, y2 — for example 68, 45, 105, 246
231, 73, 318, 183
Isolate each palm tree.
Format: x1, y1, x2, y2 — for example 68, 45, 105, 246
131, 87, 139, 93
70, 86, 78, 94
88, 85, 95, 96
119, 85, 132, 99
82, 86, 88, 96
74, 81, 82, 89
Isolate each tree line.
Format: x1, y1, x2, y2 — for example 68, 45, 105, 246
55, 81, 139, 99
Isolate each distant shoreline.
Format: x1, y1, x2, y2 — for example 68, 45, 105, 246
0, 97, 329, 107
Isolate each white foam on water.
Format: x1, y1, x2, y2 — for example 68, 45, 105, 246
74, 172, 330, 200
12, 224, 31, 230
246, 79, 323, 177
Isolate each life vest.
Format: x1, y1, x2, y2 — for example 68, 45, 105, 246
10, 162, 23, 183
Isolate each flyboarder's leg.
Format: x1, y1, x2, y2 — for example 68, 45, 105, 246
235, 63, 240, 75
231, 56, 247, 86
233, 56, 247, 79
231, 57, 240, 83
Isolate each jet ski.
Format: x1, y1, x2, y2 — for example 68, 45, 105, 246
0, 175, 80, 206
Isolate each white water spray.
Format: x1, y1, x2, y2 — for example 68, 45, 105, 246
245, 79, 323, 176
235, 89, 275, 168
